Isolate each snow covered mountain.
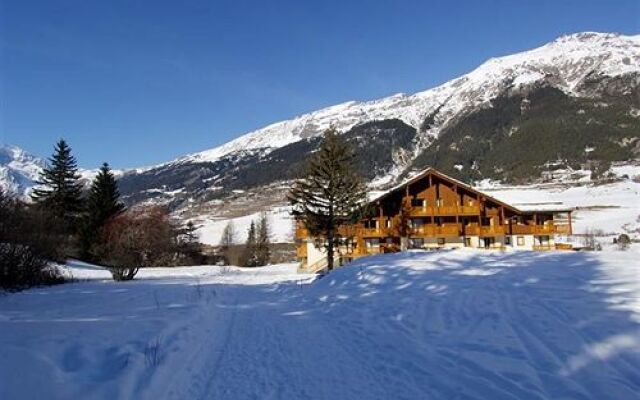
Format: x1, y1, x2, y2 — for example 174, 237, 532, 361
4, 32, 639, 212
0, 144, 103, 199
0, 145, 46, 198
173, 32, 638, 166
117, 31, 640, 211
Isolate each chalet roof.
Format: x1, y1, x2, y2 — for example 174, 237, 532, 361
368, 167, 573, 214
512, 203, 575, 213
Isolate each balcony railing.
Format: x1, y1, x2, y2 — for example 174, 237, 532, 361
296, 245, 307, 258
479, 225, 506, 236
410, 205, 480, 217
410, 225, 460, 236
295, 226, 309, 239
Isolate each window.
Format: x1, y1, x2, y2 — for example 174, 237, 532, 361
411, 198, 424, 207
385, 219, 392, 228
538, 235, 550, 246
517, 236, 525, 246
410, 238, 424, 249
505, 236, 512, 245
365, 238, 379, 248
437, 238, 445, 246
464, 237, 472, 247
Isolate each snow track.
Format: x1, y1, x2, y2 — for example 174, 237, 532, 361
1, 250, 639, 399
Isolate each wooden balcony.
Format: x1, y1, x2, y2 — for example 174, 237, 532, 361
410, 225, 460, 237
295, 226, 309, 239
360, 227, 390, 238
296, 244, 307, 258
410, 205, 480, 217
509, 224, 567, 235
479, 225, 506, 236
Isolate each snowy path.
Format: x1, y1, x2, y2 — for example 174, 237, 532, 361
1, 250, 639, 399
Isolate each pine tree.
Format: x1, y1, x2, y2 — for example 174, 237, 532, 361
243, 221, 258, 267
79, 162, 124, 258
31, 139, 84, 226
255, 212, 270, 266
288, 128, 366, 270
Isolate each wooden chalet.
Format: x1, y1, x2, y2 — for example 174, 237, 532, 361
295, 168, 573, 273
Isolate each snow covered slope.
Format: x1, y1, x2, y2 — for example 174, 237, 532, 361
175, 32, 640, 166
1, 249, 639, 399
0, 144, 114, 199
0, 144, 46, 198
115, 31, 639, 212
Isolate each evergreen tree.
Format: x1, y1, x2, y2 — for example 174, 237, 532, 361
31, 139, 84, 226
79, 162, 124, 258
288, 128, 366, 270
176, 220, 203, 264
243, 221, 258, 267
255, 212, 270, 266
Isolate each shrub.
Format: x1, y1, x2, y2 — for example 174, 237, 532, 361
95, 207, 178, 281
0, 192, 66, 290
616, 233, 631, 251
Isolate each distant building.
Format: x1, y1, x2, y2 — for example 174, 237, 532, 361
295, 168, 573, 273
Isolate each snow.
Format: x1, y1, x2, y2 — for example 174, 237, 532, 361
196, 206, 294, 245
1, 248, 639, 399
159, 32, 639, 177
0, 144, 121, 199
484, 179, 640, 236
0, 144, 45, 197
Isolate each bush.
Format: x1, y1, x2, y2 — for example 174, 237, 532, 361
0, 192, 66, 290
95, 206, 179, 281
582, 228, 604, 251
616, 233, 631, 251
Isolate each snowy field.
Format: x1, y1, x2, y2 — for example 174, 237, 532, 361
1, 248, 639, 399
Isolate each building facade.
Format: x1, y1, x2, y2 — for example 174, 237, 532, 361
295, 168, 573, 273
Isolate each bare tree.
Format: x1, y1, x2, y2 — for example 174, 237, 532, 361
96, 206, 177, 280
219, 221, 236, 265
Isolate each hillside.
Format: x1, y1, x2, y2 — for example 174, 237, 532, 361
1, 249, 639, 399
115, 32, 639, 211
3, 32, 639, 232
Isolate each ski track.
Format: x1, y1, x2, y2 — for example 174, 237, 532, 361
1, 250, 639, 399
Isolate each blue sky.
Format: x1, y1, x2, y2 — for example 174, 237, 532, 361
1, 0, 638, 168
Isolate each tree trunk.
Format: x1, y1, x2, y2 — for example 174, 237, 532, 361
326, 233, 334, 271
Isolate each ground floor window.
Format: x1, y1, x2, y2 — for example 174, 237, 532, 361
365, 238, 379, 249
481, 237, 495, 248
437, 238, 445, 246
505, 236, 512, 245
537, 235, 550, 246
464, 237, 471, 247
409, 238, 424, 249
517, 236, 525, 246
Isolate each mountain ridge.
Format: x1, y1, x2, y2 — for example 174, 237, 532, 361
3, 32, 639, 211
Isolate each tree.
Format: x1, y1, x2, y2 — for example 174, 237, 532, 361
176, 221, 204, 264
243, 221, 258, 267
255, 212, 271, 266
95, 207, 176, 281
219, 221, 236, 265
616, 233, 631, 251
31, 139, 84, 228
0, 191, 65, 289
79, 162, 125, 259
288, 128, 367, 270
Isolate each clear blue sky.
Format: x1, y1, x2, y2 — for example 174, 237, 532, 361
1, 0, 638, 169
